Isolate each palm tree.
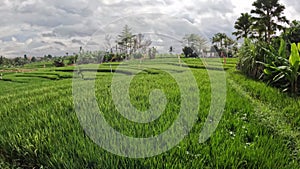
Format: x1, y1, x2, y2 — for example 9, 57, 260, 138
212, 33, 227, 48
251, 19, 267, 40
212, 35, 221, 48
250, 0, 289, 43
232, 13, 253, 40
224, 37, 235, 48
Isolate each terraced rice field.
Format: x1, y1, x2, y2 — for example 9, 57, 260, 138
0, 58, 299, 168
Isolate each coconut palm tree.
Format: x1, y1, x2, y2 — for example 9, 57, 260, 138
232, 13, 253, 40
212, 33, 227, 48
250, 0, 289, 43
212, 35, 221, 48
224, 37, 235, 49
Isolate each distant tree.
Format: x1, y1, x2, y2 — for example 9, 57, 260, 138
67, 56, 75, 65
169, 46, 173, 53
224, 37, 236, 57
212, 33, 236, 57
183, 46, 192, 57
212, 45, 220, 53
182, 46, 197, 58
0, 56, 3, 65
212, 33, 228, 48
24, 54, 28, 60
284, 20, 300, 44
233, 13, 253, 40
31, 56, 37, 62
148, 47, 157, 59
224, 37, 235, 48
251, 0, 289, 43
74, 54, 78, 64
231, 42, 239, 57
133, 33, 152, 54
132, 53, 143, 59
44, 54, 53, 59
53, 58, 65, 67
212, 36, 220, 48
13, 57, 26, 66
117, 25, 136, 56
95, 51, 105, 63
183, 34, 207, 56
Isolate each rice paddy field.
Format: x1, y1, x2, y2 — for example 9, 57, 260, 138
0, 57, 300, 168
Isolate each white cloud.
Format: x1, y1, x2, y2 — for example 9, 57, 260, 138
0, 0, 299, 57
11, 37, 17, 42
25, 38, 33, 45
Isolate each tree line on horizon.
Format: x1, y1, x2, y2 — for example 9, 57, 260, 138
0, 22, 241, 68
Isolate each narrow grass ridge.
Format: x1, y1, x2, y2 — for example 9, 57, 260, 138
228, 78, 300, 163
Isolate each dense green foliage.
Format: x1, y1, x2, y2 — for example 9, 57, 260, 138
211, 33, 237, 58
237, 36, 300, 94
182, 46, 197, 58
284, 20, 300, 45
234, 0, 300, 95
260, 40, 300, 94
237, 39, 267, 79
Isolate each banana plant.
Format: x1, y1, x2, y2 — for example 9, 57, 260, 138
257, 39, 288, 84
288, 43, 300, 93
260, 40, 300, 94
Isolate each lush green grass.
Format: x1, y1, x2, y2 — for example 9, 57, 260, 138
0, 57, 299, 168
1, 71, 73, 83
24, 61, 55, 69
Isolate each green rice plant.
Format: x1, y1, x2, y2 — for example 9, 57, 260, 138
0, 58, 299, 168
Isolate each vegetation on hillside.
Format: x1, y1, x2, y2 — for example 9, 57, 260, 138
233, 0, 300, 95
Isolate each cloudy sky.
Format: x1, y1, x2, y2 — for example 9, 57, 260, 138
1, 0, 299, 57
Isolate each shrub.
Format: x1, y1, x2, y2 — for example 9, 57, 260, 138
261, 41, 300, 94
53, 58, 65, 67
237, 39, 267, 79
132, 53, 143, 59
182, 46, 198, 58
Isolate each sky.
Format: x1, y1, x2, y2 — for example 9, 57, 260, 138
0, 0, 299, 57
